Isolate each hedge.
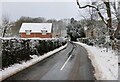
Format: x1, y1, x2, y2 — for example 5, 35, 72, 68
1, 38, 66, 69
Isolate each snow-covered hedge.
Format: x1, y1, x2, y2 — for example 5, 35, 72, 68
1, 38, 66, 69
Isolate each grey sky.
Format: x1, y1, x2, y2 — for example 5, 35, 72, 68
2, 2, 84, 21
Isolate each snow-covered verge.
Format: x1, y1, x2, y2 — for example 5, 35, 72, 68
75, 42, 118, 80
0, 37, 67, 41
0, 44, 67, 81
0, 37, 56, 40
118, 65, 120, 82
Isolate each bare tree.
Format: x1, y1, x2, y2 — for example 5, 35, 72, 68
76, 0, 120, 51
76, 0, 107, 25
112, 1, 120, 38
76, 0, 113, 37
2, 14, 10, 37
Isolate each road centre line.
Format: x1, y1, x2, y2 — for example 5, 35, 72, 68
60, 54, 73, 71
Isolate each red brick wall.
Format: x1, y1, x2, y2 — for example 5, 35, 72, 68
20, 33, 52, 38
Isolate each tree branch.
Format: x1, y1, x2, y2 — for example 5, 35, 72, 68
76, 0, 107, 26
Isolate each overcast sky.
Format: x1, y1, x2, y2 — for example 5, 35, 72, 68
1, 0, 92, 22
0, 0, 118, 23
2, 2, 78, 21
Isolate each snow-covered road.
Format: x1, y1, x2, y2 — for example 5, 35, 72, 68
1, 41, 118, 80
1, 42, 95, 80
0, 43, 67, 81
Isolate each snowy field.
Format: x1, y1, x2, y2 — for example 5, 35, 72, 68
75, 42, 118, 80
0, 44, 67, 81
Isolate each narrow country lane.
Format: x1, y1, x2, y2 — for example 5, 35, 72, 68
2, 42, 95, 81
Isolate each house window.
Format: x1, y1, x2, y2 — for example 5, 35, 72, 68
25, 30, 31, 35
41, 30, 47, 35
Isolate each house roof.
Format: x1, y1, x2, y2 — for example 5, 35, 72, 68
19, 23, 52, 33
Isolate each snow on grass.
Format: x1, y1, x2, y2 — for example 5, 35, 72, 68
0, 44, 67, 81
0, 37, 58, 40
0, 37, 68, 42
75, 42, 118, 80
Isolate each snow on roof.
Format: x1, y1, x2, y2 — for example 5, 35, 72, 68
19, 23, 52, 33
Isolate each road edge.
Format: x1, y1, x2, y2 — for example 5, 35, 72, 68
74, 42, 102, 80
1, 43, 67, 81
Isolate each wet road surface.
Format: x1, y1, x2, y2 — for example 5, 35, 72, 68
2, 42, 95, 80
